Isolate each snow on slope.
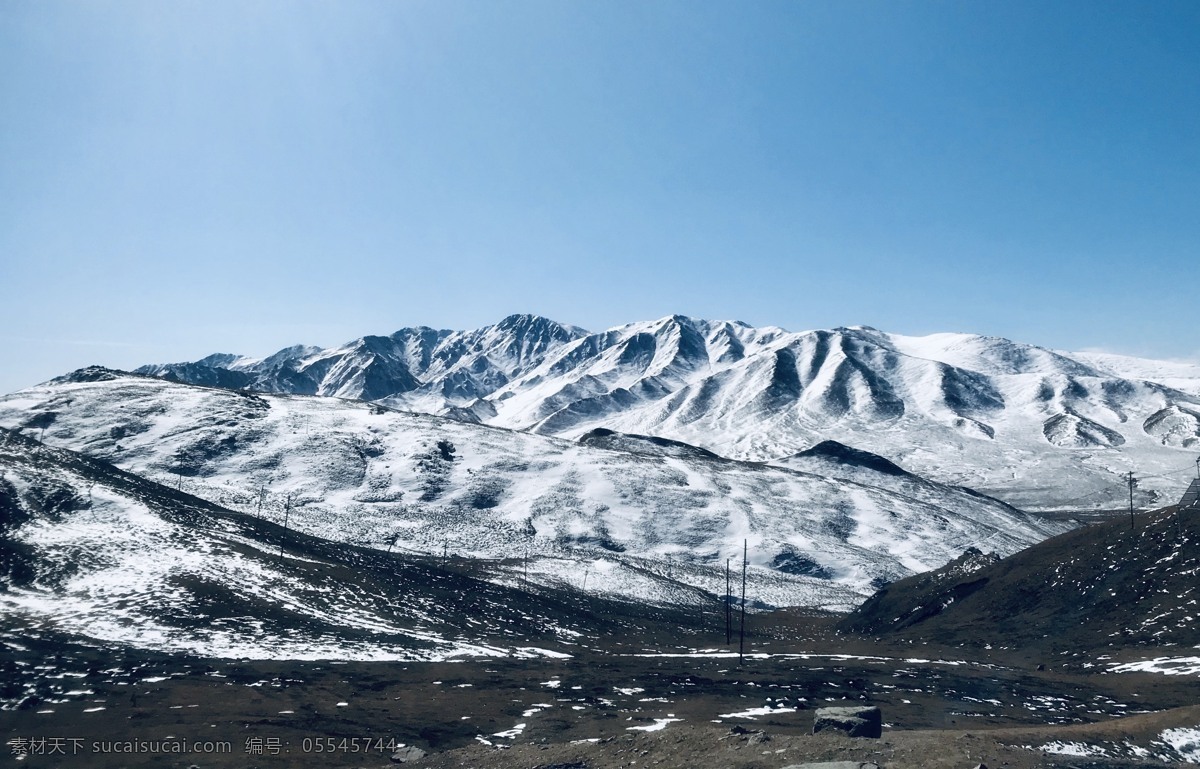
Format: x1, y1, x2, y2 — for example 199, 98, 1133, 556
0, 371, 1067, 610
1065, 350, 1200, 398
505, 322, 1200, 511
132, 316, 1200, 512
0, 429, 580, 661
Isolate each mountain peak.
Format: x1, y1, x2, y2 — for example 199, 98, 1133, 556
496, 312, 552, 329
493, 313, 587, 339
577, 427, 723, 461
49, 366, 136, 385
653, 313, 705, 330
788, 440, 911, 477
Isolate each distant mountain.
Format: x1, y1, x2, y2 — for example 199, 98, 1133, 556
138, 313, 586, 405
0, 372, 1068, 610
133, 315, 1200, 511
840, 505, 1200, 655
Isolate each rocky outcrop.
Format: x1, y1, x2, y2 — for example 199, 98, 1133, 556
812, 705, 882, 738
390, 745, 426, 762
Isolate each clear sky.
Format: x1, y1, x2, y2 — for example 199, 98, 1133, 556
2, 0, 1198, 393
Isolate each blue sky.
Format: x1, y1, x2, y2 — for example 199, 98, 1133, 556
2, 0, 1198, 393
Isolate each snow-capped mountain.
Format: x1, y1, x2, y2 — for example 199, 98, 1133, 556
138, 313, 586, 407
135, 315, 1200, 511
0, 371, 1068, 610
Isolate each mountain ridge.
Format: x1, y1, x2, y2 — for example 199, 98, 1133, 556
123, 314, 1200, 511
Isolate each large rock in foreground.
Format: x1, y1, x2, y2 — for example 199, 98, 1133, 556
812, 706, 882, 738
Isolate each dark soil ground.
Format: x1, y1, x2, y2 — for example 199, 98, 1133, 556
4, 608, 1197, 769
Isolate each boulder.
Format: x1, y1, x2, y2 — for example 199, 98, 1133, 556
390, 745, 426, 763
812, 705, 883, 738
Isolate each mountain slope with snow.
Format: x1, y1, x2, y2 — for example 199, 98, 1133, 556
0, 371, 1068, 610
0, 427, 591, 661
133, 316, 1200, 510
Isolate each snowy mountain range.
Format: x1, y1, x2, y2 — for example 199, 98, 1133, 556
0, 370, 1067, 614
136, 314, 1200, 511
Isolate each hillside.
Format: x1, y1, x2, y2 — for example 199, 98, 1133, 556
0, 427, 624, 660
840, 503, 1200, 657
0, 369, 1068, 610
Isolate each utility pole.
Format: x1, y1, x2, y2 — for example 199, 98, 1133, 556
1126, 472, 1138, 530
278, 492, 292, 560
724, 558, 731, 646
738, 540, 747, 666
173, 448, 186, 491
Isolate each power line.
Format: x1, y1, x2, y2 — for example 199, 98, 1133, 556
724, 557, 731, 646
1132, 460, 1200, 483
1043, 460, 1198, 510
